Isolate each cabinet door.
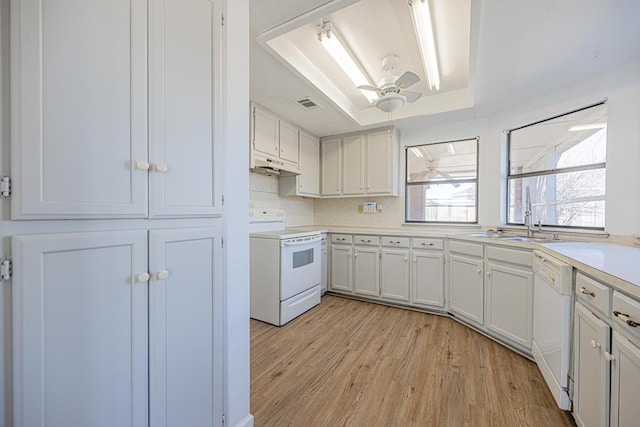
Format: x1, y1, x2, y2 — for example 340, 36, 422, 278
330, 245, 353, 293
321, 137, 342, 196
252, 105, 279, 158
149, 227, 223, 426
573, 303, 611, 427
279, 120, 300, 165
299, 132, 320, 196
366, 129, 392, 194
12, 0, 148, 219
12, 231, 149, 427
484, 262, 534, 350
411, 250, 445, 308
354, 247, 379, 297
610, 331, 640, 427
381, 249, 410, 302
149, 0, 222, 218
449, 254, 484, 326
341, 134, 365, 195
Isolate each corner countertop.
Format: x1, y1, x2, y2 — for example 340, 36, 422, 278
539, 241, 640, 298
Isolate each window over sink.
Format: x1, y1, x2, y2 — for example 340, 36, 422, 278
405, 138, 478, 223
507, 102, 607, 229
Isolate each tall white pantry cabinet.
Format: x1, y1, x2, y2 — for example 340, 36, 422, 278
7, 0, 226, 426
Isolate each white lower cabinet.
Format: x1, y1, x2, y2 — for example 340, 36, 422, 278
411, 250, 445, 309
353, 246, 379, 297
484, 261, 533, 350
573, 302, 611, 427
12, 228, 223, 427
380, 248, 410, 302
610, 331, 640, 426
449, 253, 484, 326
330, 243, 353, 293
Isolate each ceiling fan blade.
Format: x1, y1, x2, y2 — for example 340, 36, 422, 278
357, 85, 381, 93
403, 91, 422, 103
395, 71, 420, 89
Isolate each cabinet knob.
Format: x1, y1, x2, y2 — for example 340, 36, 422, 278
354, 252, 358, 257
476, 269, 481, 274
155, 163, 168, 173
135, 160, 150, 171
486, 271, 491, 276
414, 258, 417, 262
548, 273, 556, 281
137, 272, 150, 282
360, 185, 363, 189
590, 339, 601, 349
604, 351, 615, 362
300, 184, 303, 188
367, 185, 370, 189
404, 256, 408, 262
156, 270, 170, 280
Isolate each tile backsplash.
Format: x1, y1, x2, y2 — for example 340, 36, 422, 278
249, 172, 314, 227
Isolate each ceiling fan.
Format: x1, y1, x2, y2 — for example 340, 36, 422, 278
358, 55, 422, 113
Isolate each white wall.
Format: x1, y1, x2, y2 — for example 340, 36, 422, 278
224, 1, 253, 426
314, 60, 640, 237
249, 172, 314, 226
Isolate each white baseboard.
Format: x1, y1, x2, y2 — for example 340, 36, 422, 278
234, 413, 254, 427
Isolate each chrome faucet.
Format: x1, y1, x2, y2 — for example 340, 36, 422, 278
524, 186, 534, 237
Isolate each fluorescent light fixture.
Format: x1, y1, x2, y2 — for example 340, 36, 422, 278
317, 22, 378, 103
408, 0, 440, 90
568, 123, 607, 132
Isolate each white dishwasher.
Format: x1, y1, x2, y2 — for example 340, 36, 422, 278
532, 250, 573, 410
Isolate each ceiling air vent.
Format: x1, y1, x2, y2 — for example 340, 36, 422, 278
295, 97, 322, 110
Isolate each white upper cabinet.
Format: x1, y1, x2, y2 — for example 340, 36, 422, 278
320, 126, 399, 197
342, 134, 365, 195
320, 137, 342, 196
148, 0, 222, 218
280, 131, 320, 197
250, 103, 300, 172
11, 0, 222, 219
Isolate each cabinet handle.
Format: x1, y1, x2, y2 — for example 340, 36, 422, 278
155, 163, 168, 173
548, 273, 556, 281
614, 311, 640, 327
590, 339, 601, 349
604, 352, 615, 362
354, 252, 358, 257
300, 184, 303, 188
360, 185, 363, 189
421, 242, 435, 246
476, 269, 481, 274
348, 252, 351, 257
156, 270, 170, 280
135, 160, 150, 171
137, 272, 151, 282
579, 287, 596, 297
404, 256, 408, 262
486, 271, 491, 277
413, 258, 417, 262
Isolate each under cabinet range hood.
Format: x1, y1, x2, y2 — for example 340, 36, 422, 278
251, 155, 301, 176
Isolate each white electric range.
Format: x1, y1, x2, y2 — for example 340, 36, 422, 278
249, 209, 322, 326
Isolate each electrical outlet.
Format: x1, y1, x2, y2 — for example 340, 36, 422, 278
377, 203, 383, 212
357, 205, 363, 214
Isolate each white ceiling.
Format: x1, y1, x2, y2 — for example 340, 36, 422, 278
250, 0, 640, 137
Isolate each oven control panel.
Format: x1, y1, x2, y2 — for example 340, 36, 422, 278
249, 208, 286, 222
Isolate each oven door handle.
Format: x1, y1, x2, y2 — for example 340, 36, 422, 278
282, 235, 322, 246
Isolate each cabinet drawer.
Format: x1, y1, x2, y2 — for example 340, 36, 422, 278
331, 234, 353, 244
412, 238, 444, 250
612, 292, 640, 344
381, 237, 410, 248
354, 235, 379, 246
576, 273, 612, 318
486, 245, 532, 267
449, 240, 483, 258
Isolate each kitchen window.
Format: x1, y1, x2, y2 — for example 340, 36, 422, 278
405, 138, 478, 223
507, 102, 607, 229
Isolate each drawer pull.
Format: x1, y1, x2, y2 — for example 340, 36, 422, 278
590, 339, 601, 349
361, 239, 371, 243
604, 351, 615, 362
579, 287, 596, 298
421, 242, 435, 246
614, 311, 640, 328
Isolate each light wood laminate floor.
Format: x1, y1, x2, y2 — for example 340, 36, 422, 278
251, 295, 575, 427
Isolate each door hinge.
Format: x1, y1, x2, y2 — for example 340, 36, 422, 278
221, 237, 224, 248
221, 14, 225, 26
222, 194, 224, 206
1, 258, 12, 281
0, 176, 11, 199
222, 414, 226, 425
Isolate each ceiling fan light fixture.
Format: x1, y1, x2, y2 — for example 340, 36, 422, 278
317, 22, 378, 103
409, 0, 440, 91
376, 94, 406, 113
